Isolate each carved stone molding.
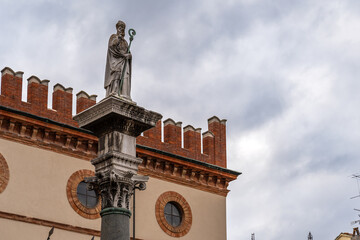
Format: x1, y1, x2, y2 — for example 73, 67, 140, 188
74, 96, 159, 215
91, 151, 142, 174
74, 96, 162, 136
0, 108, 238, 197
66, 170, 101, 219
137, 152, 232, 197
86, 169, 135, 210
86, 169, 148, 211
0, 110, 97, 160
0, 153, 9, 193
155, 191, 192, 237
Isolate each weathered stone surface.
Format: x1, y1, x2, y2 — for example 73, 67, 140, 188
75, 95, 161, 211
74, 96, 162, 137
104, 20, 132, 99
100, 208, 130, 240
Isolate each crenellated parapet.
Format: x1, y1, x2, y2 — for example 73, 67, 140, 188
76, 91, 97, 114
137, 116, 227, 168
0, 67, 97, 127
0, 67, 226, 168
0, 66, 238, 196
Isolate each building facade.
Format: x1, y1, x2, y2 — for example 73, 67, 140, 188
335, 228, 360, 240
0, 67, 240, 240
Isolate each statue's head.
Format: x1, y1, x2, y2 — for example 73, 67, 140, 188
116, 20, 126, 29
116, 20, 126, 37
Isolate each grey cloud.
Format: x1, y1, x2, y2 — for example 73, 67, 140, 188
1, 1, 360, 239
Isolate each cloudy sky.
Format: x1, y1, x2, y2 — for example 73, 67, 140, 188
1, 0, 360, 239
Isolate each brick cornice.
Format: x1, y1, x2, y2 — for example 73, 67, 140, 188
0, 210, 100, 237
137, 144, 240, 176
137, 148, 238, 197
0, 108, 239, 196
0, 109, 97, 161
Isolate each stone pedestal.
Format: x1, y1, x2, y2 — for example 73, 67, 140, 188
74, 96, 162, 240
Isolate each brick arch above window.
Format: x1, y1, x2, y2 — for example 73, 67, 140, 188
155, 191, 192, 237
0, 153, 9, 193
66, 169, 101, 219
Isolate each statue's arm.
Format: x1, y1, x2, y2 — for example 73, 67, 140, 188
109, 34, 119, 47
109, 35, 132, 59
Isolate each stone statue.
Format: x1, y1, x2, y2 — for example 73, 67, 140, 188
104, 20, 133, 99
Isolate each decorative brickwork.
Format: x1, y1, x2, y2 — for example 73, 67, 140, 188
76, 91, 97, 114
138, 116, 227, 168
0, 67, 97, 127
137, 147, 234, 197
0, 66, 239, 198
0, 153, 9, 193
66, 170, 101, 219
155, 191, 192, 238
0, 106, 238, 196
0, 107, 97, 160
1, 66, 228, 168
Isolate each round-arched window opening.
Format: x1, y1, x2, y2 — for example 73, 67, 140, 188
76, 181, 98, 208
66, 170, 101, 219
0, 153, 10, 194
155, 191, 192, 237
164, 202, 182, 227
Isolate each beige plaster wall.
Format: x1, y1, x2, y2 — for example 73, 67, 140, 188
0, 218, 99, 240
0, 138, 227, 239
0, 138, 100, 230
133, 177, 227, 240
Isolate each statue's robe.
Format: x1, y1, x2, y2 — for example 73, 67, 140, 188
104, 34, 132, 99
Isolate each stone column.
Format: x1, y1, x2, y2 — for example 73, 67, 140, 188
74, 96, 162, 240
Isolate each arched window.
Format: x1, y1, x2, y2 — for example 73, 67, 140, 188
66, 170, 101, 219
155, 191, 192, 237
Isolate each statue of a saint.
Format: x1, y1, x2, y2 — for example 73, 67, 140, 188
104, 20, 132, 99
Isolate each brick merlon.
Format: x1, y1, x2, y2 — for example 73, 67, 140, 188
54, 83, 73, 93
202, 131, 214, 138
208, 116, 221, 124
164, 118, 176, 126
15, 71, 24, 78
76, 91, 89, 99
27, 76, 49, 86
1, 67, 15, 76
65, 87, 73, 93
76, 91, 97, 101
89, 95, 97, 101
183, 125, 195, 132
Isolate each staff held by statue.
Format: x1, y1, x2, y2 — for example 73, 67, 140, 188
118, 28, 136, 96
